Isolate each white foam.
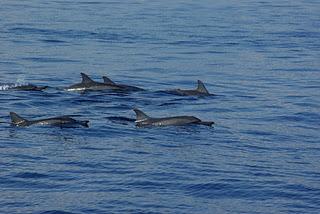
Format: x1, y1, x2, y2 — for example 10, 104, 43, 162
0, 83, 24, 91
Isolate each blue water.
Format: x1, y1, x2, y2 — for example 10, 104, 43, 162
1, 0, 320, 213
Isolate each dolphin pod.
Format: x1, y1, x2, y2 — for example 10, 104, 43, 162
65, 72, 212, 95
65, 73, 144, 92
7, 72, 212, 95
5, 73, 214, 128
65, 73, 123, 91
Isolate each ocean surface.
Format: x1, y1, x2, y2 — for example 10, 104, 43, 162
1, 0, 320, 213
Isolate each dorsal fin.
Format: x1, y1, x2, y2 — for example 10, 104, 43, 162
81, 73, 95, 84
133, 108, 150, 122
10, 112, 29, 126
102, 76, 116, 85
196, 80, 209, 94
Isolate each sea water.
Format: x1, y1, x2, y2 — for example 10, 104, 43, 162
0, 0, 320, 213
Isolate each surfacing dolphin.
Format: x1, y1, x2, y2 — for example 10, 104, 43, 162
102, 75, 144, 91
11, 84, 48, 91
10, 112, 89, 127
133, 108, 214, 127
65, 73, 121, 91
166, 80, 212, 96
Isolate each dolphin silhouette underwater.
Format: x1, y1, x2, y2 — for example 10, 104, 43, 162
166, 80, 212, 96
11, 84, 48, 91
10, 112, 89, 127
133, 108, 214, 127
65, 73, 143, 92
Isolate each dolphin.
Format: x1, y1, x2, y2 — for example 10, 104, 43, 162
167, 80, 212, 96
102, 75, 144, 91
11, 84, 48, 91
65, 73, 121, 91
133, 108, 214, 127
10, 112, 89, 127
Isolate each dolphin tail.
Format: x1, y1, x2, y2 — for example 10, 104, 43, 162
196, 80, 209, 94
35, 86, 48, 91
39, 86, 49, 90
79, 120, 90, 128
198, 120, 214, 127
102, 76, 116, 85
133, 108, 150, 122
10, 112, 29, 126
80, 73, 95, 84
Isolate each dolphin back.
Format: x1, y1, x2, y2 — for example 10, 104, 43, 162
197, 120, 214, 126
103, 76, 144, 91
12, 84, 48, 91
52, 116, 90, 128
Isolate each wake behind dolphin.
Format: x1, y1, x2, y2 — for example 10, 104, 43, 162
133, 108, 214, 127
10, 112, 89, 128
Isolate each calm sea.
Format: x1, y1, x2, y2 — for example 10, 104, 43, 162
1, 0, 320, 213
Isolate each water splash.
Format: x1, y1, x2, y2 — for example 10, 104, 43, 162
0, 75, 28, 90
0, 83, 24, 91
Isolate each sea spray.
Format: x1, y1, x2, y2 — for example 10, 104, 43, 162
0, 83, 24, 91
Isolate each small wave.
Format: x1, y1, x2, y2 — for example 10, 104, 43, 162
14, 172, 49, 179
39, 211, 79, 214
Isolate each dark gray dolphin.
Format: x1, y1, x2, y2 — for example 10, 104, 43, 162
133, 108, 214, 127
102, 75, 144, 91
10, 112, 89, 127
167, 80, 211, 96
65, 73, 121, 91
11, 84, 48, 91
